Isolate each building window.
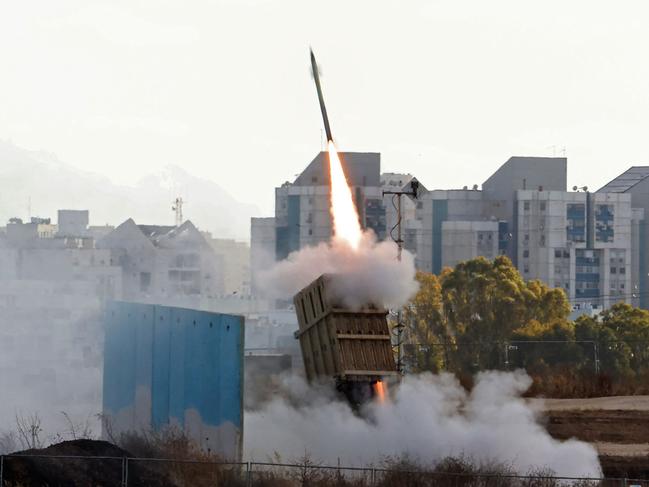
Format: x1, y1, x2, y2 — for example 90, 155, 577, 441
595, 204, 615, 242
524, 202, 530, 211
523, 250, 529, 258
566, 203, 586, 243
611, 267, 616, 274
540, 202, 546, 211
523, 265, 530, 273
555, 249, 562, 258
620, 267, 626, 274
524, 234, 529, 241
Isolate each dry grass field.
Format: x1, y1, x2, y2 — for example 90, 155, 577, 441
533, 396, 649, 478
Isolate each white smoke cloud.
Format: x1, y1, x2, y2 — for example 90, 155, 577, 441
244, 371, 602, 478
258, 232, 419, 309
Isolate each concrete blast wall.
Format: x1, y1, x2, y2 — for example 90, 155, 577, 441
102, 301, 244, 460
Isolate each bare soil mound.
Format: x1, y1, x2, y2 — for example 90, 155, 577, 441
3, 439, 170, 486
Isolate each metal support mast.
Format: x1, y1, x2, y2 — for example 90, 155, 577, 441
172, 197, 184, 227
382, 180, 419, 374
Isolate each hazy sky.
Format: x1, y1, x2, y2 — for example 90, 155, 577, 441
2, 1, 649, 215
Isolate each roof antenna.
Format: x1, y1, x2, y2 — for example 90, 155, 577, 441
172, 197, 184, 227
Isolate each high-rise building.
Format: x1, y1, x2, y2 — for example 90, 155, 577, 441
416, 188, 489, 274
515, 190, 632, 308
598, 166, 649, 308
413, 156, 637, 310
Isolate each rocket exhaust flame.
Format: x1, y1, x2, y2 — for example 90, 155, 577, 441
373, 380, 388, 404
328, 142, 362, 249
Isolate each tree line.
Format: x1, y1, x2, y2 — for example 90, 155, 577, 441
400, 256, 649, 396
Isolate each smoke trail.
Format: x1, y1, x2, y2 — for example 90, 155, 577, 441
244, 371, 602, 478
258, 231, 419, 309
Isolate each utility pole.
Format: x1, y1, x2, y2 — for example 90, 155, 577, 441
382, 179, 419, 374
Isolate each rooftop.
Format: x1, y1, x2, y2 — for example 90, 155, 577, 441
293, 151, 380, 187
598, 166, 649, 193
137, 225, 176, 240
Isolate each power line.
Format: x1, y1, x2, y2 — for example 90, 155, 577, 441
428, 285, 643, 304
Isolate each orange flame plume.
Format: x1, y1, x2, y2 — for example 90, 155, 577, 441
373, 380, 388, 404
327, 141, 362, 249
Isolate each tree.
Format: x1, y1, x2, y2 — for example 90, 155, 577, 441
510, 319, 580, 371
440, 256, 571, 373
401, 271, 447, 372
15, 413, 43, 450
575, 303, 649, 379
401, 256, 573, 375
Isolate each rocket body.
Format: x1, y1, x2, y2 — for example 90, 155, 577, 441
310, 49, 334, 142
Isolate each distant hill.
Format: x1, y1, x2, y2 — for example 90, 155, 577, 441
0, 140, 258, 240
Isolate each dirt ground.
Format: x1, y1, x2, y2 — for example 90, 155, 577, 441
533, 396, 649, 478
544, 409, 649, 446
531, 395, 649, 412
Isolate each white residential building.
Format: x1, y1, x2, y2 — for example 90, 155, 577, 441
515, 190, 633, 308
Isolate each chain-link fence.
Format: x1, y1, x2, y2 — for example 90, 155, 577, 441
248, 461, 373, 485
1, 455, 648, 486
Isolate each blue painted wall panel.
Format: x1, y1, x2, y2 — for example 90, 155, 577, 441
135, 304, 154, 388
219, 314, 243, 426
103, 302, 244, 459
168, 307, 187, 426
152, 305, 171, 429
103, 302, 137, 413
102, 303, 121, 413
183, 309, 203, 423
201, 312, 220, 428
